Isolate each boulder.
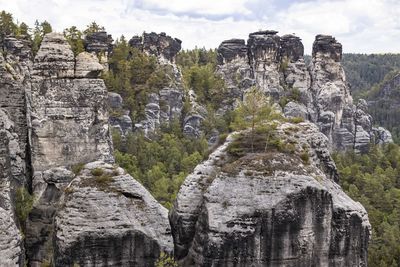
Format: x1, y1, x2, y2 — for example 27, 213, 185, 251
75, 51, 104, 78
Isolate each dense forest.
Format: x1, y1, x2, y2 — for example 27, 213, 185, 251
334, 144, 400, 267
342, 53, 400, 97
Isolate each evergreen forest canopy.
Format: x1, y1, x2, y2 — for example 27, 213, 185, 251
2, 10, 400, 266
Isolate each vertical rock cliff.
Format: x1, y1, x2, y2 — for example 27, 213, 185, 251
0, 36, 32, 267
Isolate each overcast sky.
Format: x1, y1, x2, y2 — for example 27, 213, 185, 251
1, 0, 400, 53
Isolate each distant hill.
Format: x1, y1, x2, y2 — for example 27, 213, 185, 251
342, 53, 400, 97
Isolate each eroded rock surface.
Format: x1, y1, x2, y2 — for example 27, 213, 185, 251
54, 161, 173, 266
170, 122, 370, 266
129, 32, 182, 62
0, 109, 25, 266
216, 31, 392, 151
30, 33, 113, 182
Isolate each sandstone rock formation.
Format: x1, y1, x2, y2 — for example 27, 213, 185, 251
54, 161, 173, 266
129, 32, 182, 63
12, 33, 172, 266
0, 37, 31, 170
127, 32, 186, 136
0, 36, 31, 266
84, 31, 113, 70
30, 33, 114, 193
216, 31, 392, 152
170, 122, 370, 266
0, 109, 25, 266
108, 92, 133, 137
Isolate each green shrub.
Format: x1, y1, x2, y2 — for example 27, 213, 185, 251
91, 168, 104, 176
95, 174, 113, 185
15, 187, 34, 227
300, 152, 310, 165
71, 163, 85, 175
155, 252, 178, 267
289, 117, 305, 124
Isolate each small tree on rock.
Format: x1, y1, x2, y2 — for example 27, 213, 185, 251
231, 86, 280, 151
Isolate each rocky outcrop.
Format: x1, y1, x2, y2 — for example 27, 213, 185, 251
54, 161, 173, 266
75, 51, 104, 78
107, 92, 133, 137
0, 37, 32, 170
84, 31, 113, 55
170, 122, 370, 266
216, 31, 392, 152
26, 33, 115, 265
30, 33, 113, 183
84, 31, 113, 70
129, 32, 182, 62
126, 32, 187, 137
25, 166, 75, 266
0, 109, 25, 266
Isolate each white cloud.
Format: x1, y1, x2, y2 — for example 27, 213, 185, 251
0, 0, 399, 53
134, 0, 253, 16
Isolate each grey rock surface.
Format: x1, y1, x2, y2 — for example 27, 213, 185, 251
75, 51, 104, 78
25, 167, 75, 266
32, 33, 75, 78
129, 32, 182, 62
30, 33, 114, 187
0, 109, 24, 266
216, 31, 393, 151
0, 37, 32, 168
170, 122, 370, 266
54, 161, 173, 266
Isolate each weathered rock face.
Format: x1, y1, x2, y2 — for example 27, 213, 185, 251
217, 39, 248, 65
129, 32, 182, 62
107, 92, 133, 137
216, 31, 392, 151
25, 33, 115, 265
84, 31, 113, 70
170, 122, 370, 266
0, 109, 25, 266
312, 34, 342, 62
0, 37, 32, 169
84, 31, 113, 55
25, 166, 75, 266
75, 51, 104, 78
30, 33, 114, 182
54, 161, 173, 266
125, 32, 186, 137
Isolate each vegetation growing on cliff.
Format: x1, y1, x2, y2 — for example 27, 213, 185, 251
103, 36, 173, 122
334, 144, 400, 267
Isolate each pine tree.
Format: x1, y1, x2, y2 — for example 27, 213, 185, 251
231, 86, 280, 151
